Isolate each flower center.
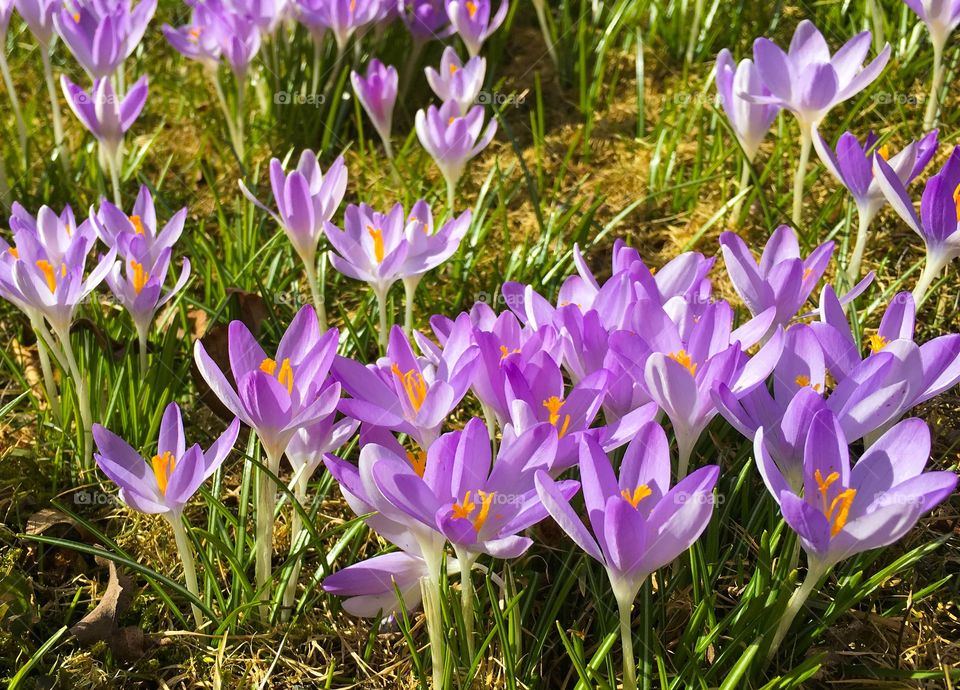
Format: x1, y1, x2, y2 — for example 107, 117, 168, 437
814, 469, 857, 537
867, 334, 888, 353
620, 484, 652, 509
449, 63, 458, 75
260, 357, 295, 394
499, 345, 521, 360
406, 449, 427, 478
131, 260, 148, 295
350, 0, 356, 11
72, 11, 80, 22
877, 144, 890, 161
794, 375, 822, 392
367, 225, 385, 263
954, 183, 960, 223
451, 489, 496, 532
465, 0, 477, 17
151, 450, 175, 495
668, 349, 697, 376
8, 247, 18, 259
391, 363, 427, 412
542, 396, 571, 438
129, 215, 145, 235
35, 260, 67, 293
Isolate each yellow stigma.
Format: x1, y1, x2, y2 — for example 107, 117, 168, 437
72, 11, 80, 22
449, 63, 458, 75
8, 247, 18, 259
620, 484, 652, 509
406, 449, 427, 478
499, 345, 521, 360
802, 267, 813, 281
543, 396, 571, 438
259, 357, 294, 394
131, 260, 148, 295
349, 0, 356, 10
36, 260, 66, 293
367, 225, 385, 263
189, 27, 201, 41
465, 0, 477, 17
814, 469, 857, 537
954, 183, 960, 222
448, 116, 456, 125
392, 363, 428, 412
668, 350, 697, 376
868, 334, 888, 353
794, 374, 822, 392
451, 489, 496, 532
129, 215, 145, 235
877, 144, 890, 161
151, 450, 175, 495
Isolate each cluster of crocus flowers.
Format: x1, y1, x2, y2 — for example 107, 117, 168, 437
240, 150, 347, 331
93, 403, 240, 626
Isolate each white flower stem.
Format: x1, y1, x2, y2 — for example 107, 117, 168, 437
374, 287, 390, 354
453, 547, 478, 661
846, 208, 874, 285
40, 46, 68, 172
685, 0, 704, 63
616, 593, 638, 690
924, 38, 945, 132
310, 39, 323, 96
676, 431, 697, 482
792, 123, 813, 227
166, 513, 204, 628
209, 69, 242, 160
402, 276, 421, 335
281, 469, 309, 618
912, 255, 945, 307
731, 156, 752, 223
136, 322, 149, 373
446, 177, 457, 218
303, 253, 327, 332
106, 145, 123, 207
255, 445, 282, 622
532, 0, 558, 67
30, 316, 62, 423
235, 76, 246, 162
418, 538, 446, 690
767, 560, 827, 659
0, 49, 27, 159
865, 0, 884, 54
54, 324, 92, 467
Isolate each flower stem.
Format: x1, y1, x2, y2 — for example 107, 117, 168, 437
0, 49, 27, 161
136, 323, 149, 373
730, 156, 752, 223
107, 145, 123, 207
865, 0, 884, 54
166, 513, 204, 628
766, 560, 827, 659
402, 276, 421, 335
446, 177, 457, 218
374, 287, 390, 354
55, 324, 92, 468
792, 123, 813, 227
676, 431, 697, 482
924, 38, 945, 132
281, 468, 309, 619
912, 255, 944, 307
255, 445, 282, 622
235, 76, 246, 162
685, 0, 704, 63
30, 315, 63, 423
617, 594, 638, 690
846, 208, 874, 286
532, 0, 558, 67
418, 538, 446, 690
303, 253, 327, 332
310, 38, 323, 96
454, 547, 478, 661
40, 46, 68, 173
209, 69, 242, 161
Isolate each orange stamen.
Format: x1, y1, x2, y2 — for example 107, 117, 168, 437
367, 225, 385, 263
151, 450, 175, 495
620, 485, 652, 509
668, 350, 697, 376
391, 363, 428, 412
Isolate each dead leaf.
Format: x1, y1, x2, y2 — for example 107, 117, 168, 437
70, 556, 147, 660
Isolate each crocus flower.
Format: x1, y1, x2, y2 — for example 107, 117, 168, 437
746, 21, 890, 224
425, 46, 486, 116
813, 130, 937, 281
536, 429, 719, 690
445, 0, 507, 57
297, 0, 379, 52
759, 409, 956, 655
332, 325, 477, 449
240, 151, 347, 329
92, 402, 239, 626
874, 144, 960, 304
91, 186, 188, 265
714, 49, 778, 162
415, 100, 497, 208
61, 75, 148, 160
54, 0, 156, 79
194, 304, 340, 610
719, 224, 873, 337
104, 247, 191, 363
350, 59, 398, 158
14, 0, 59, 46
905, 0, 960, 127
400, 0, 450, 43
162, 0, 227, 69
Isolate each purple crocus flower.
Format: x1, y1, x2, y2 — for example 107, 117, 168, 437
813, 130, 937, 281
332, 324, 478, 449
415, 100, 497, 208
91, 186, 188, 265
719, 224, 872, 337
297, 0, 379, 52
400, 0, 451, 43
536, 429, 719, 690
874, 145, 960, 304
714, 49, 778, 162
350, 59, 398, 158
746, 20, 890, 224
60, 75, 148, 159
425, 46, 486, 116
162, 0, 226, 69
240, 151, 347, 329
54, 0, 156, 79
104, 247, 191, 361
14, 0, 59, 46
759, 408, 956, 654
445, 0, 507, 57
93, 402, 239, 626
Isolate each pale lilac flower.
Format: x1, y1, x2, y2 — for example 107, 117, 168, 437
445, 0, 506, 57
60, 75, 148, 159
425, 46, 486, 115
714, 49, 778, 161
350, 60, 398, 158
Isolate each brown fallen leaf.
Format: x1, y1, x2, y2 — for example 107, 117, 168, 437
70, 555, 147, 661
